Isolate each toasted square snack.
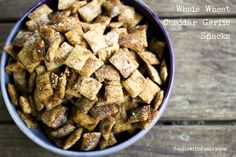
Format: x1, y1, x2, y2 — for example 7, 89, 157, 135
17, 45, 40, 73
17, 110, 38, 128
113, 122, 133, 134
153, 90, 164, 110
3, 44, 18, 60
74, 97, 98, 113
83, 30, 108, 53
41, 106, 68, 128
27, 72, 36, 93
133, 109, 158, 129
12, 31, 34, 47
122, 70, 146, 98
160, 59, 168, 84
50, 124, 76, 138
26, 14, 50, 31
137, 51, 160, 65
79, 22, 106, 35
65, 27, 84, 46
58, 0, 76, 10
13, 71, 28, 92
63, 128, 83, 149
95, 15, 112, 26
34, 89, 45, 111
79, 0, 102, 22
99, 134, 117, 149
36, 71, 54, 100
149, 38, 166, 60
28, 4, 53, 19
75, 77, 102, 100
95, 65, 120, 82
73, 111, 99, 131
7, 83, 18, 106
105, 81, 124, 104
50, 10, 71, 24
64, 45, 92, 71
105, 30, 119, 47
55, 74, 67, 99
40, 26, 57, 44
99, 118, 115, 141
36, 65, 46, 75
70, 1, 87, 13
103, 0, 122, 17
109, 49, 138, 78
97, 44, 119, 62
79, 56, 104, 77
45, 42, 73, 71
53, 17, 81, 33
139, 78, 160, 104
19, 96, 32, 114
112, 105, 127, 122
89, 103, 120, 120
65, 70, 82, 98
80, 132, 101, 151
118, 5, 143, 27
46, 34, 64, 61
5, 62, 24, 75
128, 105, 150, 123
146, 64, 162, 85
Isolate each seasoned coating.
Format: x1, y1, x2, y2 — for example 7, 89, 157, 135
136, 50, 160, 65
153, 90, 164, 110
50, 124, 76, 138
95, 65, 120, 81
99, 118, 115, 141
28, 4, 53, 19
146, 64, 162, 85
26, 14, 50, 31
160, 59, 168, 84
128, 105, 150, 123
79, 0, 102, 22
80, 132, 101, 151
63, 128, 83, 149
105, 81, 124, 104
74, 97, 98, 113
17, 110, 37, 128
58, 0, 76, 10
7, 83, 18, 106
19, 96, 32, 114
98, 134, 117, 149
103, 0, 122, 17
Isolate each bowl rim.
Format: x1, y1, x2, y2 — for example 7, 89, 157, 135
0, 0, 175, 156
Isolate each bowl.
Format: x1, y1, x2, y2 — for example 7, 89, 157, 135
0, 0, 174, 156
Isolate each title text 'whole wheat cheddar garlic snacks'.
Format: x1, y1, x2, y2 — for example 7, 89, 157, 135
4, 0, 168, 151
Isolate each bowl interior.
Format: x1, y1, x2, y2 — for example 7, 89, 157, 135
0, 0, 174, 156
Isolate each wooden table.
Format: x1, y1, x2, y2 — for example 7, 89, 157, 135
0, 0, 236, 156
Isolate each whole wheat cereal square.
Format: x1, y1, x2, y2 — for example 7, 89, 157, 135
70, 1, 87, 13
79, 22, 106, 35
103, 0, 122, 17
50, 124, 76, 138
123, 48, 139, 67
80, 132, 101, 151
99, 118, 115, 141
112, 105, 127, 122
153, 90, 164, 110
75, 77, 102, 100
112, 122, 133, 134
98, 134, 117, 149
128, 105, 150, 123
160, 59, 168, 84
137, 51, 160, 65
83, 30, 108, 53
53, 17, 81, 33
64, 45, 92, 71
74, 97, 98, 113
13, 71, 28, 92
7, 83, 18, 106
105, 30, 119, 47
97, 44, 119, 62
89, 103, 120, 120
45, 42, 73, 71
36, 65, 46, 75
95, 65, 120, 82
3, 44, 18, 60
12, 31, 34, 47
118, 5, 143, 27
5, 62, 25, 74
41, 106, 68, 128
65, 27, 84, 46
58, 0, 76, 10
28, 4, 53, 19
105, 81, 124, 104
34, 89, 45, 111
28, 72, 37, 92
63, 128, 83, 149
79, 56, 104, 77
17, 45, 40, 73
73, 111, 100, 131
133, 109, 158, 129
55, 74, 67, 99
79, 0, 102, 22
50, 10, 71, 24
109, 49, 138, 78
46, 34, 64, 61
121, 70, 146, 98
146, 64, 162, 85
17, 110, 38, 128
36, 71, 54, 100
95, 15, 112, 26
26, 14, 50, 31
19, 96, 32, 114
40, 26, 57, 45
149, 38, 166, 60
65, 69, 82, 98
139, 78, 160, 104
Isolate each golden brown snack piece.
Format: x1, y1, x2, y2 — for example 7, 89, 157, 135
113, 122, 133, 134
65, 69, 82, 98
95, 65, 120, 82
136, 50, 160, 65
28, 4, 53, 19
79, 0, 103, 22
50, 124, 76, 138
128, 105, 150, 123
64, 45, 92, 71
133, 109, 158, 129
80, 132, 101, 151
103, 0, 122, 17
99, 134, 117, 149
17, 110, 38, 128
79, 56, 104, 77
13, 71, 28, 92
3, 44, 18, 60
12, 31, 34, 47
19, 96, 32, 114
74, 97, 98, 113
65, 27, 84, 46
63, 128, 83, 149
75, 77, 102, 100
109, 49, 138, 78
149, 38, 166, 60
73, 111, 99, 131
139, 78, 160, 104
70, 1, 87, 14
97, 44, 119, 62
36, 65, 46, 75
26, 14, 50, 31
28, 72, 37, 92
146, 64, 162, 85
34, 89, 45, 111
99, 118, 115, 141
105, 30, 120, 47
95, 15, 112, 26
122, 70, 146, 98
53, 17, 81, 33
40, 26, 57, 45
153, 90, 164, 110
56, 74, 67, 99
46, 34, 64, 62
89, 103, 120, 120
105, 81, 124, 104
7, 83, 18, 106
41, 106, 68, 128
160, 59, 168, 84
58, 0, 76, 10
